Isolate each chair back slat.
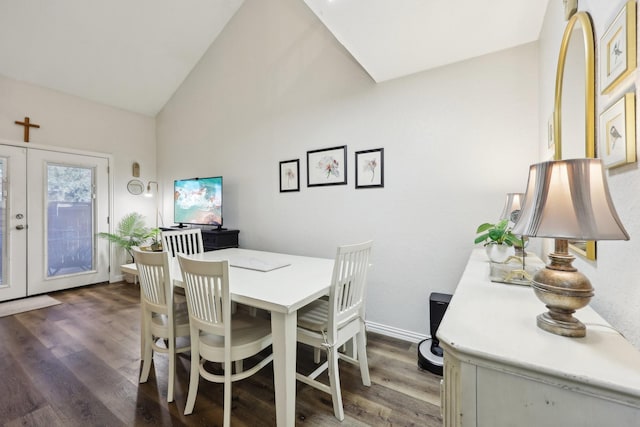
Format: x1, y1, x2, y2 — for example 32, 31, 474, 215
162, 229, 204, 257
178, 254, 229, 335
329, 240, 373, 337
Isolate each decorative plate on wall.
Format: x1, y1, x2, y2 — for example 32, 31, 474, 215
127, 179, 145, 195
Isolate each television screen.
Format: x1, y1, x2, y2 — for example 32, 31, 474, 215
174, 176, 222, 226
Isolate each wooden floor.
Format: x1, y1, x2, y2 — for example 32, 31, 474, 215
0, 282, 442, 426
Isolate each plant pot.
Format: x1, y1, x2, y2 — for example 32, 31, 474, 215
485, 243, 513, 263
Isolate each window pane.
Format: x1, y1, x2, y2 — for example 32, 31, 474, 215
47, 164, 94, 277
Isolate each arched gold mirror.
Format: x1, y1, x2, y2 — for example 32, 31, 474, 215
553, 11, 596, 260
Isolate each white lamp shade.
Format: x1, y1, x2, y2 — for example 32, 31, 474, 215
512, 159, 629, 240
500, 192, 524, 221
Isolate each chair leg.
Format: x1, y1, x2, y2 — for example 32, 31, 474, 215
184, 336, 200, 415
140, 317, 153, 383
223, 364, 232, 427
140, 294, 146, 359
167, 335, 176, 402
327, 347, 345, 421
313, 347, 321, 364
357, 327, 371, 386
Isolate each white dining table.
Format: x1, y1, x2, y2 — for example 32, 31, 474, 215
121, 247, 334, 427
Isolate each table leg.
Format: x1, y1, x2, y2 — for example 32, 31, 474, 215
271, 311, 297, 427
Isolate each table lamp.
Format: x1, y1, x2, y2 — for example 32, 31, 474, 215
500, 192, 525, 256
511, 159, 629, 337
499, 193, 524, 222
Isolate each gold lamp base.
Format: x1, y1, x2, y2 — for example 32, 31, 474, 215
536, 312, 586, 337
531, 240, 594, 338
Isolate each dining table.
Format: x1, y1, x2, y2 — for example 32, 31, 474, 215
121, 247, 335, 427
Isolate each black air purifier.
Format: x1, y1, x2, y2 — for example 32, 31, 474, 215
418, 292, 452, 375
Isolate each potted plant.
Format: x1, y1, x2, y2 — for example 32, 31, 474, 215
149, 235, 162, 252
98, 212, 160, 263
474, 219, 523, 262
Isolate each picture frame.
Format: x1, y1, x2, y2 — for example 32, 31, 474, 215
355, 148, 384, 189
279, 159, 300, 192
598, 93, 636, 169
600, 1, 636, 94
307, 145, 347, 187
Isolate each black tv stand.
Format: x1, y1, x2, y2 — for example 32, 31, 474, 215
176, 223, 187, 228
201, 228, 238, 251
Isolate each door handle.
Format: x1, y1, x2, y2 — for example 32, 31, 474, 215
16, 224, 25, 230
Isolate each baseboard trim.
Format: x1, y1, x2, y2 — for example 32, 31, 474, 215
366, 320, 428, 343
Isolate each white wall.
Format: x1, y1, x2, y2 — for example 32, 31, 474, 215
157, 0, 539, 339
0, 75, 157, 274
538, 0, 640, 348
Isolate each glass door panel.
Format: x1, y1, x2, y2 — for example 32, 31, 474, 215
46, 164, 95, 277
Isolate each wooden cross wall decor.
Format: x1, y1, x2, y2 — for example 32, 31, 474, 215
14, 116, 40, 142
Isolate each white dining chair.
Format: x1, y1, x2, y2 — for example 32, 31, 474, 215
296, 240, 373, 421
162, 228, 204, 257
177, 254, 273, 425
161, 228, 206, 303
134, 247, 191, 403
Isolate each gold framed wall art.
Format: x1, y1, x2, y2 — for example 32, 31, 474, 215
600, 1, 637, 94
599, 93, 637, 169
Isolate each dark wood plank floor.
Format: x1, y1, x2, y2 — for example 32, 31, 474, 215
0, 282, 442, 426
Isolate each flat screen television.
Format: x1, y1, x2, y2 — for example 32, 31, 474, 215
173, 176, 223, 228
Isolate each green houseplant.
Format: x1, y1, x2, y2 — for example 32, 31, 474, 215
474, 219, 523, 262
474, 219, 522, 247
98, 212, 159, 262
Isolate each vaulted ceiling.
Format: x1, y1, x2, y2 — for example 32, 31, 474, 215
0, 0, 550, 116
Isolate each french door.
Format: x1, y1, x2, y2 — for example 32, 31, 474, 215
0, 145, 110, 301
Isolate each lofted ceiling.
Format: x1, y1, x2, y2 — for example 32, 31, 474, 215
0, 0, 550, 117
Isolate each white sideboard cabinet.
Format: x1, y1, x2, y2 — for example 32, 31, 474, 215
438, 249, 640, 427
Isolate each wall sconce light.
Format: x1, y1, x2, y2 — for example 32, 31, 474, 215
145, 181, 158, 198
512, 159, 629, 337
145, 181, 160, 230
